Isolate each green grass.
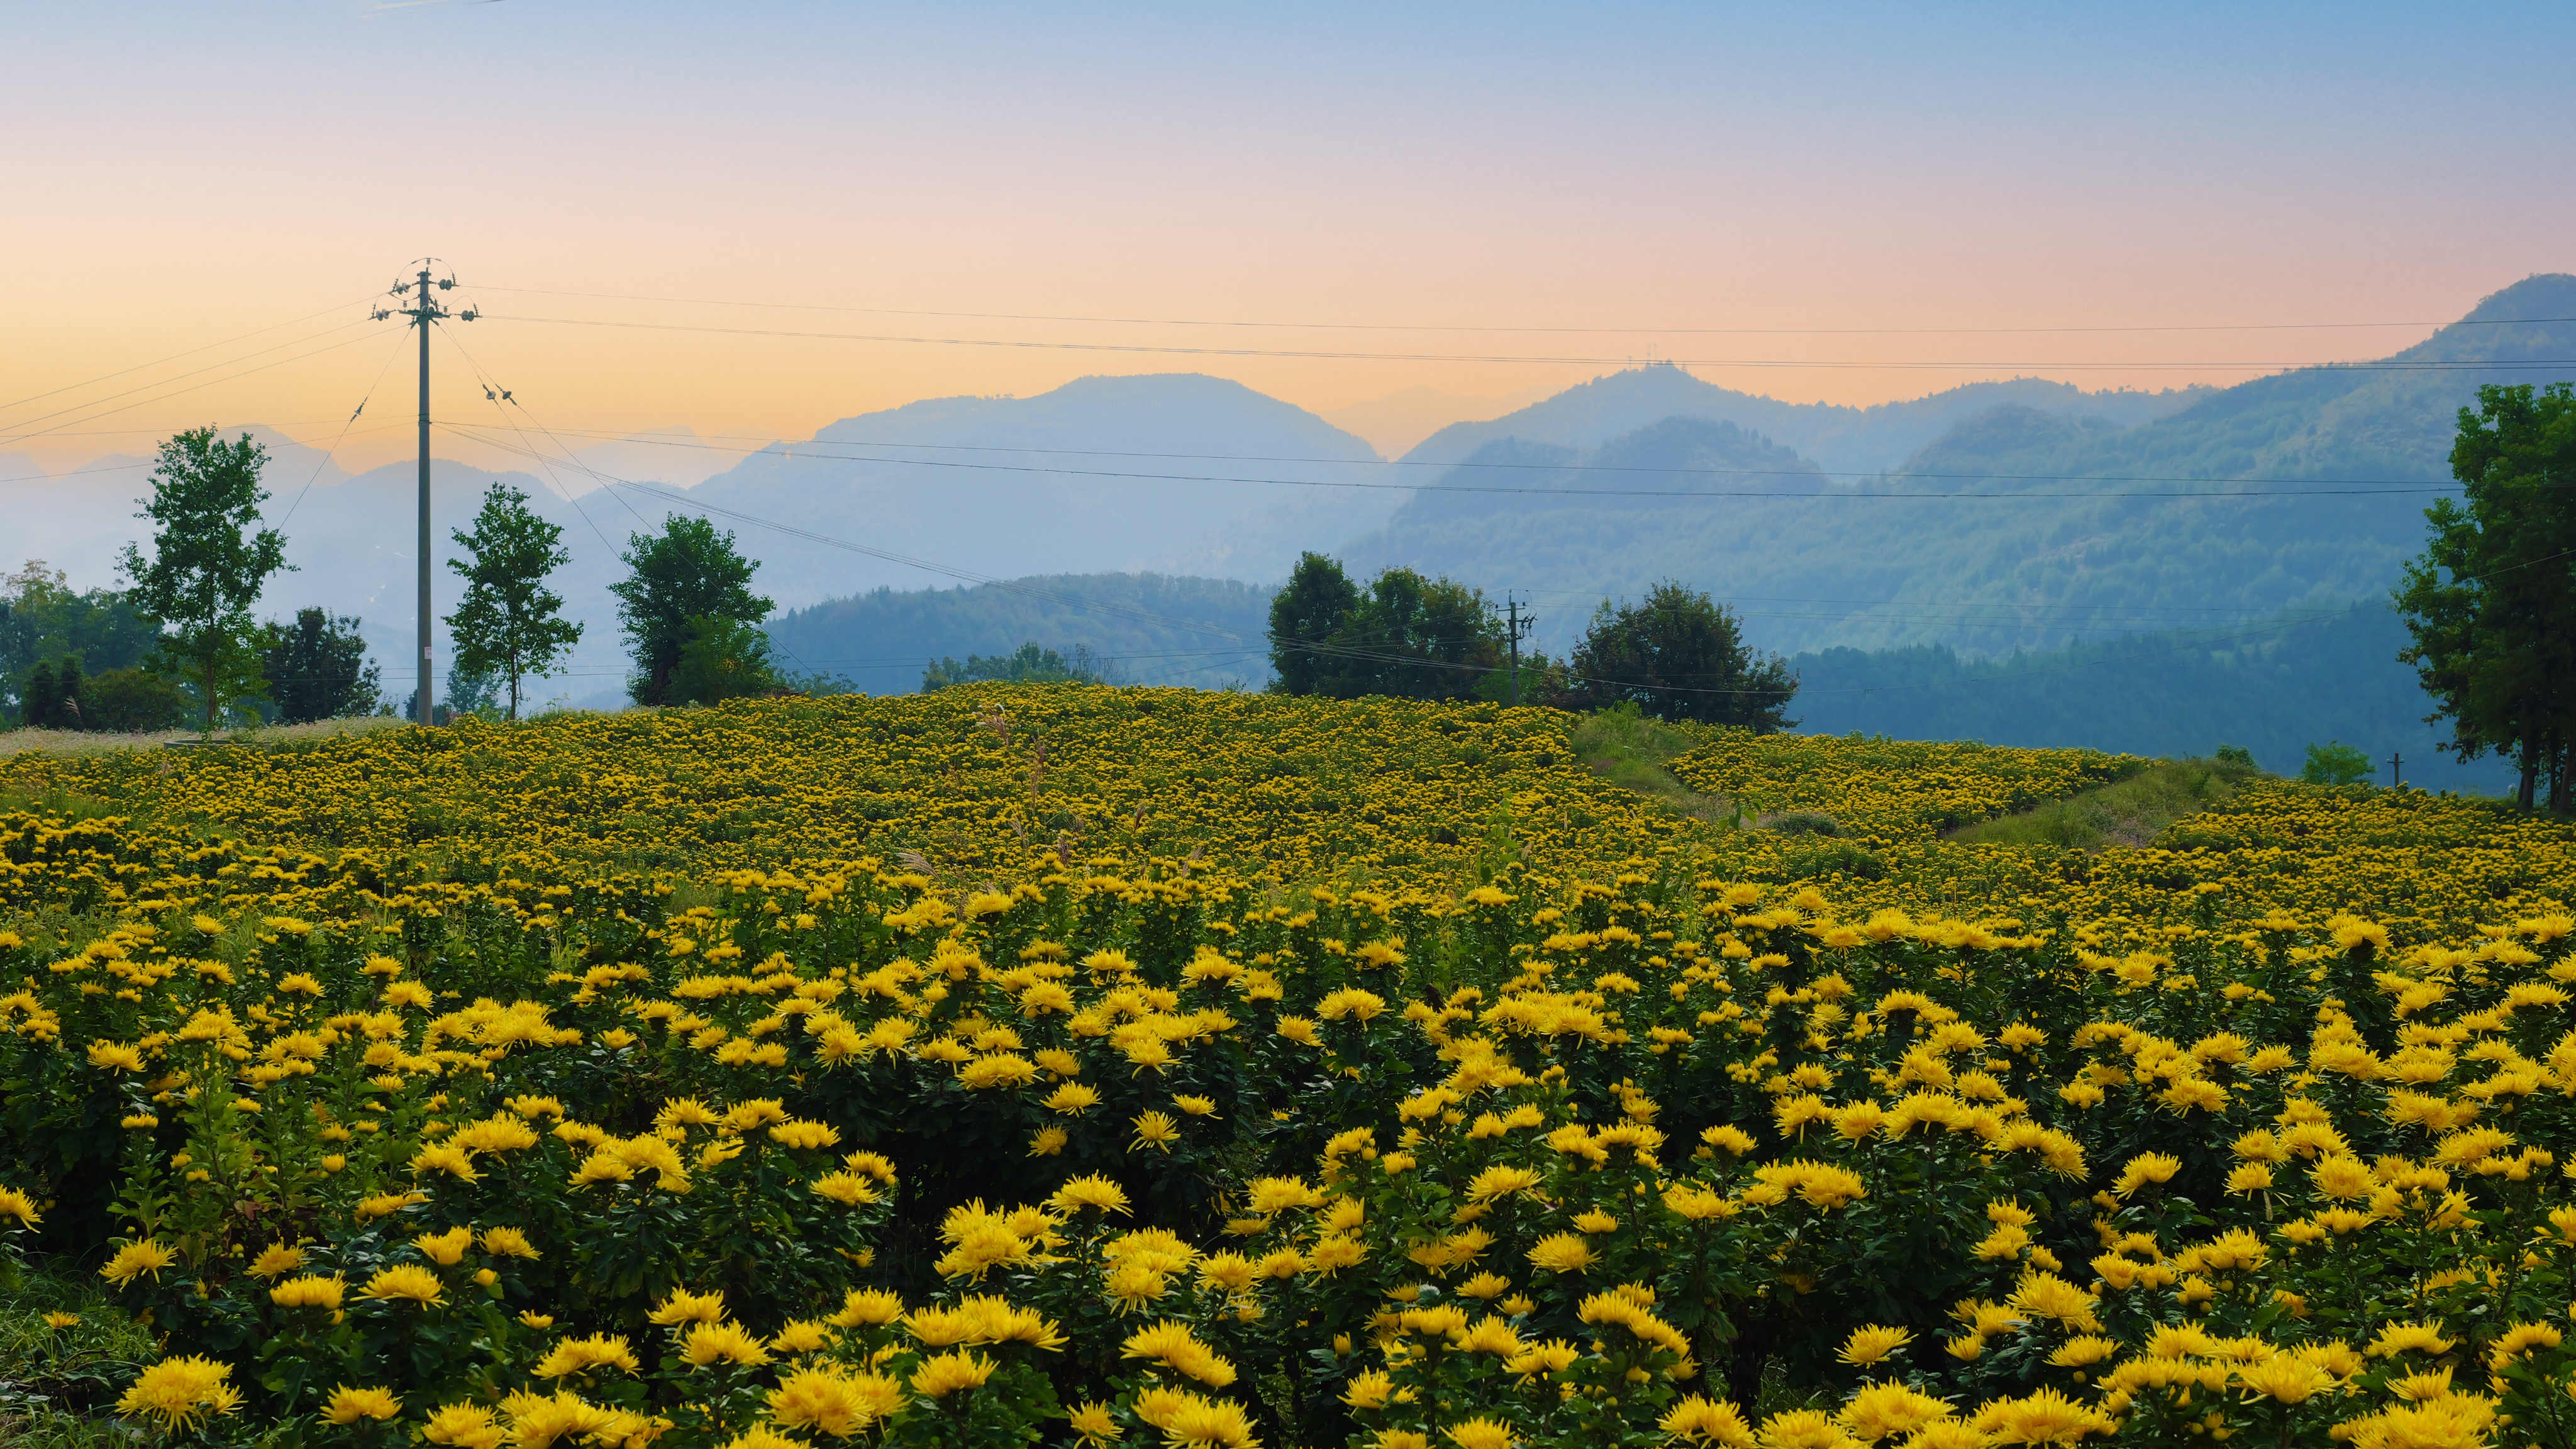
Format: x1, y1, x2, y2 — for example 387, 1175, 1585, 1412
0, 1261, 155, 1440
1565, 706, 1736, 824
1951, 757, 2260, 850
0, 1412, 137, 1449
0, 715, 408, 760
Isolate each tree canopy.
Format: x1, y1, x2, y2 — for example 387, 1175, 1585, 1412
609, 515, 771, 706
1267, 553, 1363, 697
3, 560, 160, 724
1265, 553, 1502, 701
116, 430, 292, 730
448, 482, 583, 721
2394, 382, 2576, 811
1565, 581, 1797, 732
923, 643, 1120, 692
260, 608, 381, 724
2301, 741, 2375, 787
669, 614, 780, 705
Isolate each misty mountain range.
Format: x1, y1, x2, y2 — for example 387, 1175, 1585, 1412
8, 274, 2573, 716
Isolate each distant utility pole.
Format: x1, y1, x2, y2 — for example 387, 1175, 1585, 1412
1504, 596, 1535, 706
2387, 750, 2404, 791
374, 262, 477, 726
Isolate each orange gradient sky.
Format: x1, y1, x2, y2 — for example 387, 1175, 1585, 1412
7, 2, 2574, 476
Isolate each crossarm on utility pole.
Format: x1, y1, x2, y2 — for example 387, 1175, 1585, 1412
382, 260, 472, 726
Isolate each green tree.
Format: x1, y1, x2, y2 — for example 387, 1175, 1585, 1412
670, 614, 781, 704
3, 561, 159, 706
259, 609, 382, 723
1334, 567, 1504, 701
2394, 382, 2576, 811
18, 660, 57, 730
2301, 740, 2374, 786
1266, 554, 1501, 700
447, 482, 584, 721
1267, 552, 1362, 696
116, 429, 292, 731
55, 655, 88, 730
446, 660, 501, 719
87, 669, 187, 732
1566, 580, 1798, 732
608, 516, 772, 706
922, 642, 1119, 691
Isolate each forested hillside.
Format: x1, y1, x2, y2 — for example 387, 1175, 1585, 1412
1347, 274, 2576, 658
1401, 364, 2210, 474
1787, 603, 2507, 793
763, 572, 1274, 692
755, 573, 2506, 794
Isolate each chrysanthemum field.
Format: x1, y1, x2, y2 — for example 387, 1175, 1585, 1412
2, 689, 2572, 1449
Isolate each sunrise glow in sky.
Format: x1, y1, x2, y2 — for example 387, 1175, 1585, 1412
8, 1, 2575, 475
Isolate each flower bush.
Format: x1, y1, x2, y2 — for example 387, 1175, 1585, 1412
0, 687, 2571, 1449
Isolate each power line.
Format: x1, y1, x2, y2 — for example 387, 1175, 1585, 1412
1509, 586, 2342, 614
438, 428, 2377, 700
0, 329, 392, 447
0, 423, 421, 486
0, 319, 380, 438
0, 461, 165, 485
436, 425, 1279, 642
0, 292, 380, 416
438, 420, 2468, 502
480, 312, 2576, 374
433, 327, 622, 556
0, 420, 382, 437
279, 328, 414, 527
469, 283, 2576, 338
484, 421, 2475, 494
445, 428, 2396, 655
420, 367, 833, 685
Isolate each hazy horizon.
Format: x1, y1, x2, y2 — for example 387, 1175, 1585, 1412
10, 3, 2576, 482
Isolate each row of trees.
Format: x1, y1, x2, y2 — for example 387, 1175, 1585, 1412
2396, 382, 2576, 813
7, 426, 794, 733
446, 480, 792, 713
923, 643, 1121, 692
4, 554, 380, 732
1266, 553, 1798, 730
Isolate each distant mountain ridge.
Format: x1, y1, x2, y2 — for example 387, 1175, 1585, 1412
684, 374, 1389, 603
1403, 367, 2212, 476
1348, 274, 2576, 658
16, 274, 2575, 708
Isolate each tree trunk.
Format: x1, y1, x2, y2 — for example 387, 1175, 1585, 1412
2551, 736, 2570, 816
2518, 744, 2539, 811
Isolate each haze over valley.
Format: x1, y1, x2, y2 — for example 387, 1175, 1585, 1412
9, 274, 2568, 789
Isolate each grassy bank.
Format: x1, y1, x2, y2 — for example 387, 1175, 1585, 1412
0, 716, 408, 760
1950, 755, 2257, 849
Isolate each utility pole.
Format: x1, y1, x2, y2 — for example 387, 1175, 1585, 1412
2387, 750, 2404, 791
373, 262, 476, 726
1504, 596, 1534, 706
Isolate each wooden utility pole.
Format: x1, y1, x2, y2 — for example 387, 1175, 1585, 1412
1505, 596, 1533, 706
376, 262, 476, 725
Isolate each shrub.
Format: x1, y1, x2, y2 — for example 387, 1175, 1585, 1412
83, 669, 187, 732
2301, 740, 2375, 786
1762, 810, 1842, 836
